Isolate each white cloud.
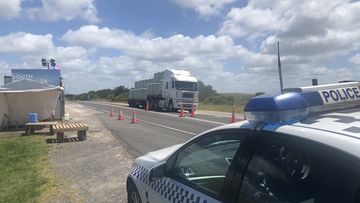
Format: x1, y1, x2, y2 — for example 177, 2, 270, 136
0, 32, 54, 54
62, 25, 244, 62
282, 65, 355, 88
174, 0, 235, 18
219, 7, 279, 38
56, 24, 360, 93
2, 16, 360, 94
219, 0, 360, 49
216, 0, 360, 91
62, 25, 138, 50
350, 54, 360, 64
0, 31, 88, 77
62, 25, 285, 93
0, 32, 88, 59
27, 0, 99, 23
60, 56, 156, 93
219, 0, 354, 38
0, 0, 22, 19
261, 30, 360, 58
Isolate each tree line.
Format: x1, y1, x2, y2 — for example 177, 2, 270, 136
198, 81, 236, 105
66, 81, 236, 105
66, 86, 130, 102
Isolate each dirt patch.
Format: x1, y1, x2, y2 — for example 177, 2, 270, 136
48, 102, 134, 203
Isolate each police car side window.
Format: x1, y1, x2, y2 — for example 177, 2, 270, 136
168, 131, 244, 199
238, 135, 360, 203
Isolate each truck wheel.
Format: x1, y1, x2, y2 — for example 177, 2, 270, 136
142, 102, 146, 109
149, 100, 154, 110
153, 99, 158, 111
167, 100, 174, 112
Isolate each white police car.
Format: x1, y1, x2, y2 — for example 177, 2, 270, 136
127, 82, 360, 203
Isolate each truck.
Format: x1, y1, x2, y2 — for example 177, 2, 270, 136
128, 69, 199, 112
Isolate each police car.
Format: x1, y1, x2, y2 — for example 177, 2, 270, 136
127, 82, 360, 203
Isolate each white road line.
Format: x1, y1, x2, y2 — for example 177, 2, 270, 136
136, 118, 197, 135
86, 105, 197, 136
185, 117, 226, 125
84, 101, 227, 125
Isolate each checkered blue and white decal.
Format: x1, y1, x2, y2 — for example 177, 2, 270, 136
130, 163, 221, 203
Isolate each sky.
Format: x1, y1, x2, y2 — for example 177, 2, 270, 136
0, 0, 360, 94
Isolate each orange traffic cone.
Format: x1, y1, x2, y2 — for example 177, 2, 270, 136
190, 103, 196, 117
117, 111, 124, 120
179, 103, 185, 117
145, 100, 150, 112
131, 110, 138, 124
110, 108, 114, 117
231, 104, 236, 123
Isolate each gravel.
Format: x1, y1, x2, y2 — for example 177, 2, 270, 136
48, 102, 134, 203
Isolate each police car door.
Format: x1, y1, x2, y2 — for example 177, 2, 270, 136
149, 129, 250, 203
237, 131, 360, 203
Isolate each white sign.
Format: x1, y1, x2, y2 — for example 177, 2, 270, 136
319, 86, 360, 104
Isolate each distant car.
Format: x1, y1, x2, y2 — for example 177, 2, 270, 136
127, 82, 360, 203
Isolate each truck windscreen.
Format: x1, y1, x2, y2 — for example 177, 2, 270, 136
175, 81, 198, 91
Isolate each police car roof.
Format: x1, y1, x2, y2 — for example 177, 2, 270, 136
242, 81, 360, 158
272, 107, 360, 159
291, 107, 360, 137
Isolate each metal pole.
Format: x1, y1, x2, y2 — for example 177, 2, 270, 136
277, 41, 284, 93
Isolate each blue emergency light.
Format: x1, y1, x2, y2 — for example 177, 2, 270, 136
244, 92, 309, 124
244, 82, 360, 124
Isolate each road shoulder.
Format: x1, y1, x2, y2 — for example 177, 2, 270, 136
49, 102, 133, 202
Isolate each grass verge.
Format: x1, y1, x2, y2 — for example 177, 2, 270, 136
0, 133, 57, 203
198, 103, 245, 113
199, 93, 253, 113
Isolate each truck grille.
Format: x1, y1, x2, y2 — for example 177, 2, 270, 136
183, 103, 194, 108
182, 92, 194, 99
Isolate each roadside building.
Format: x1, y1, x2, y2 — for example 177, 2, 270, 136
3, 68, 64, 121
0, 79, 63, 128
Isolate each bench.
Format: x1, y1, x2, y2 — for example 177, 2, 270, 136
25, 121, 57, 135
53, 123, 89, 142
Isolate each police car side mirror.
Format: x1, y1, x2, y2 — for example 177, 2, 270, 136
149, 161, 167, 182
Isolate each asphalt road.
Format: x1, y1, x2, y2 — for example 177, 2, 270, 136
78, 101, 235, 157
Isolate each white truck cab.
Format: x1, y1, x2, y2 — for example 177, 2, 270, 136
161, 69, 199, 111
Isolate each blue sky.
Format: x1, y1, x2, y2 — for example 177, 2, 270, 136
0, 0, 360, 94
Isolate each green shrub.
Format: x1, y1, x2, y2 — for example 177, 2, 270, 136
204, 95, 234, 105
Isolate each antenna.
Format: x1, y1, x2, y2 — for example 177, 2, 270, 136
277, 41, 284, 93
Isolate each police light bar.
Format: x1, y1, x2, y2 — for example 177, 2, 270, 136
245, 82, 360, 124
244, 93, 309, 123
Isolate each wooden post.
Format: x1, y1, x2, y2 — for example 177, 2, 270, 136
78, 130, 87, 141
57, 132, 64, 143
